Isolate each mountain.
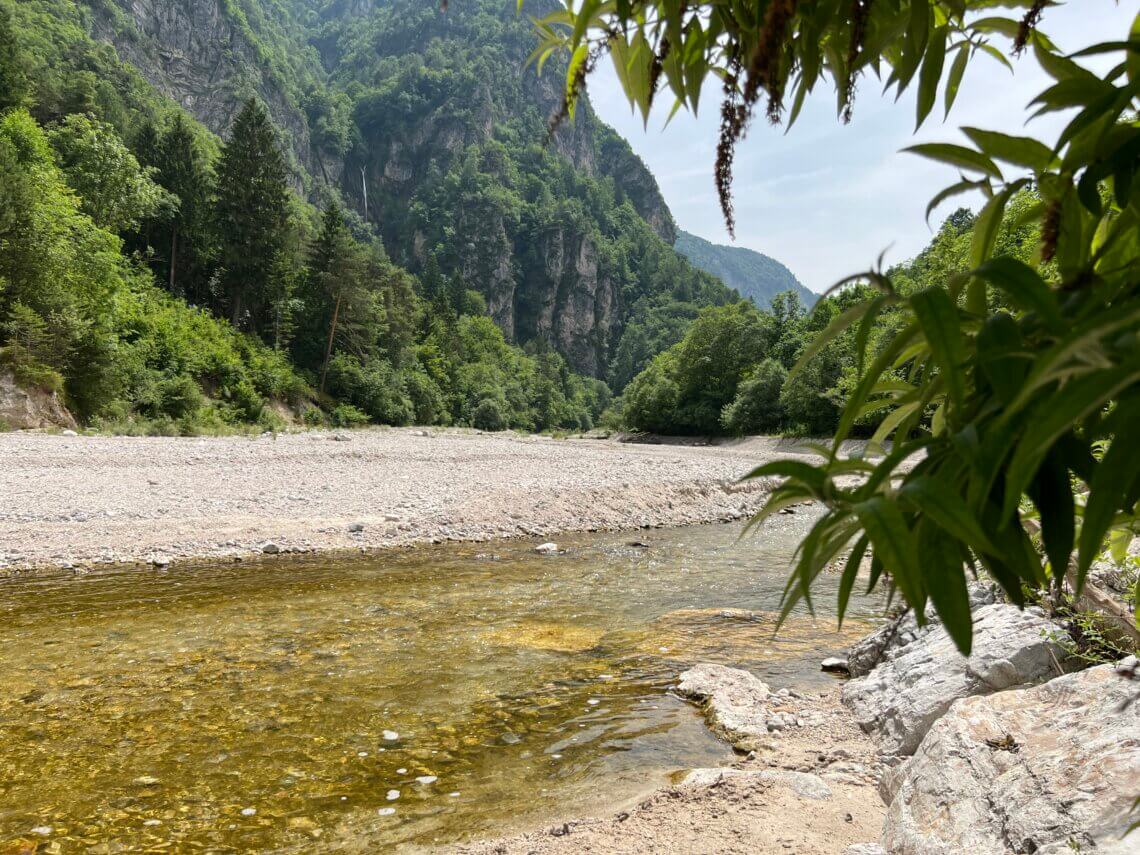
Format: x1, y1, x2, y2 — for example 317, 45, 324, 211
68, 0, 734, 379
674, 230, 814, 309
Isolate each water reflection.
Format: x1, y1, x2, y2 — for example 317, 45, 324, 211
0, 519, 884, 852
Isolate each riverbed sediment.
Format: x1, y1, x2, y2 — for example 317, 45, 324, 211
0, 428, 803, 573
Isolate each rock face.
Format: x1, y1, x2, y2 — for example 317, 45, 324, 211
675, 664, 772, 750
0, 370, 77, 430
88, 0, 339, 192
842, 604, 1074, 757
847, 583, 1000, 678
881, 659, 1140, 854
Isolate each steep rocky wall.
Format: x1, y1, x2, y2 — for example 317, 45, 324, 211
84, 0, 339, 191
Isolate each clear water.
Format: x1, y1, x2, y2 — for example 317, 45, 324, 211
0, 518, 884, 852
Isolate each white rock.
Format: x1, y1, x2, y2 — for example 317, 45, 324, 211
820, 656, 849, 673
30, 826, 52, 835
61, 430, 77, 437
386, 789, 400, 801
843, 846, 886, 855
377, 807, 396, 816
415, 775, 438, 785
882, 658, 1140, 854
240, 808, 256, 817
842, 603, 1074, 756
675, 663, 771, 749
680, 768, 832, 800
382, 730, 399, 741
534, 542, 559, 554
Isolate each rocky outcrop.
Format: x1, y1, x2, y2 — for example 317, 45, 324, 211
842, 603, 1075, 756
0, 370, 77, 430
675, 663, 771, 750
881, 658, 1140, 854
847, 582, 1000, 678
88, 0, 338, 191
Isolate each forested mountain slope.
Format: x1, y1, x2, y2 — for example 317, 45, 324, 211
674, 230, 813, 309
72, 0, 734, 379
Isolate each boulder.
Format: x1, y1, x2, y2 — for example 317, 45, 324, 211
881, 658, 1140, 854
675, 663, 771, 750
0, 369, 77, 430
843, 604, 1074, 756
847, 582, 1000, 678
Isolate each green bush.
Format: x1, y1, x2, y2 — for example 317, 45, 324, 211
472, 397, 507, 431
330, 403, 369, 428
721, 358, 786, 436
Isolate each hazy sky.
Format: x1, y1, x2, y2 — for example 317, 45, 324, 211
585, 2, 1131, 292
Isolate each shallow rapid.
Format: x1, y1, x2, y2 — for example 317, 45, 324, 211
0, 517, 883, 852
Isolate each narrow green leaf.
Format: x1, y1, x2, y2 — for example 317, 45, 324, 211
837, 535, 869, 628
854, 497, 924, 612
916, 26, 948, 128
1077, 397, 1140, 588
917, 521, 973, 655
961, 127, 1055, 170
903, 143, 1003, 179
910, 287, 966, 408
944, 43, 970, 118
1026, 449, 1075, 584
899, 475, 1000, 555
970, 185, 1013, 267
972, 257, 1064, 332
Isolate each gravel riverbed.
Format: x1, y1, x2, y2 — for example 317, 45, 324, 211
0, 428, 800, 573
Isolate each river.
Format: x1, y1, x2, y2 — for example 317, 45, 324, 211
0, 517, 884, 852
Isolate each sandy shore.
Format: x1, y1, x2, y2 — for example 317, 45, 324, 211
0, 428, 808, 573
453, 684, 885, 855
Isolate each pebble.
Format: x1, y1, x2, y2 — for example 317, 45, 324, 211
396, 767, 407, 774
31, 826, 52, 835
382, 730, 399, 741
415, 775, 438, 785
241, 808, 256, 816
261, 542, 281, 555
386, 790, 400, 801
534, 542, 559, 554
377, 807, 396, 816
348, 522, 365, 533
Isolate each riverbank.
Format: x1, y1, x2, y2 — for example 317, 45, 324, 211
0, 428, 811, 574
454, 683, 886, 855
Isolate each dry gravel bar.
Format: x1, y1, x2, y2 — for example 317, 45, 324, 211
0, 428, 798, 572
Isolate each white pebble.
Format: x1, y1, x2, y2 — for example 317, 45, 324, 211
448, 791, 461, 798
552, 753, 562, 759
396, 767, 407, 774
386, 790, 400, 801
587, 699, 599, 705
358, 751, 369, 757
415, 775, 438, 785
377, 807, 396, 816
382, 730, 399, 741
240, 808, 256, 817
143, 820, 162, 826
31, 827, 52, 836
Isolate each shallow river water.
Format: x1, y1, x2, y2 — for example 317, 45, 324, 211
0, 519, 885, 853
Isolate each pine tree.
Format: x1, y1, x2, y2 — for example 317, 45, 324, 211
0, 6, 29, 112
154, 115, 212, 303
213, 99, 291, 334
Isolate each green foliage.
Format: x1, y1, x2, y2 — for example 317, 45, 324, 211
563, 0, 1140, 654
473, 397, 508, 432
722, 358, 787, 436
214, 99, 293, 332
47, 113, 172, 233
0, 5, 29, 111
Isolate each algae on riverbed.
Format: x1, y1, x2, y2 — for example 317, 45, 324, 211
0, 521, 883, 852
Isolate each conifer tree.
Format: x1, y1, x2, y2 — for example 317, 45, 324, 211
153, 115, 212, 303
213, 99, 291, 333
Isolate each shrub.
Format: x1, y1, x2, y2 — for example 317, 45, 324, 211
721, 358, 786, 435
472, 397, 507, 431
330, 403, 369, 427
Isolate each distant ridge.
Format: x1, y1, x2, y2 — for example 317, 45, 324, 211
675, 230, 815, 308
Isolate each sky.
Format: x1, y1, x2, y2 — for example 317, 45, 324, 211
585, 1, 1132, 293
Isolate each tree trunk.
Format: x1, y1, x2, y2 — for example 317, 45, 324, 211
168, 226, 178, 295
319, 294, 342, 397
